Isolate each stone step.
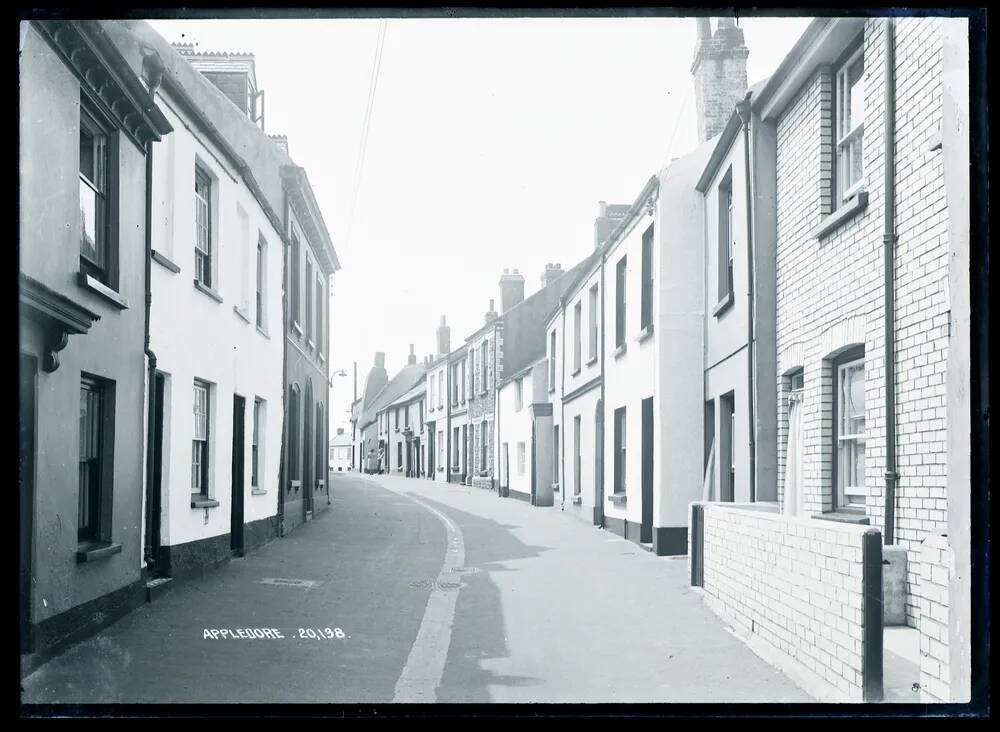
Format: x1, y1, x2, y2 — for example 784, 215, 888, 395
638, 542, 655, 553
145, 577, 174, 603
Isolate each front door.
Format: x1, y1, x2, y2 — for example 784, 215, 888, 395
231, 395, 245, 555
147, 372, 165, 572
641, 396, 654, 543
428, 429, 435, 477
19, 353, 37, 654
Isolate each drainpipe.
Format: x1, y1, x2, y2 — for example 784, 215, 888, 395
736, 93, 756, 503
882, 17, 899, 545
142, 138, 158, 572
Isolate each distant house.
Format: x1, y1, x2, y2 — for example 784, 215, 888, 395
329, 428, 352, 473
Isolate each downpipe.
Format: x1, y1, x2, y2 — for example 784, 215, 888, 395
736, 93, 756, 503
142, 138, 158, 571
883, 17, 899, 545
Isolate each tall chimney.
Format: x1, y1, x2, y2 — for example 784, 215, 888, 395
174, 44, 263, 128
541, 263, 564, 288
595, 201, 630, 249
691, 17, 749, 144
437, 315, 451, 356
269, 134, 289, 157
407, 344, 416, 365
498, 269, 525, 313
485, 298, 498, 325
374, 351, 385, 370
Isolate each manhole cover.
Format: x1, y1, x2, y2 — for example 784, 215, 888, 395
409, 580, 462, 591
258, 578, 319, 588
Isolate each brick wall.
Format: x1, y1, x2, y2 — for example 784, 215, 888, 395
692, 503, 882, 702
774, 18, 948, 629
918, 533, 951, 702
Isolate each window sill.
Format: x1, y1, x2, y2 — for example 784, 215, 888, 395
613, 343, 627, 360
233, 305, 251, 324
812, 190, 869, 240
587, 355, 598, 367
77, 272, 129, 310
572, 496, 582, 506
813, 510, 869, 525
256, 325, 271, 340
151, 249, 181, 274
251, 488, 267, 496
75, 542, 122, 563
570, 367, 581, 377
635, 323, 654, 343
712, 291, 734, 318
191, 496, 220, 509
193, 279, 223, 304
607, 492, 627, 506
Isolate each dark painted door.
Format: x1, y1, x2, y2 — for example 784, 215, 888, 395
594, 400, 604, 527
641, 396, 654, 543
428, 429, 435, 477
231, 395, 245, 555
148, 373, 165, 573
20, 353, 36, 654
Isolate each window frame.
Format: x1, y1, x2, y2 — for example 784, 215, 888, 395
573, 415, 581, 496
588, 284, 599, 362
833, 348, 866, 512
514, 378, 523, 412
256, 236, 267, 329
252, 397, 262, 487
573, 300, 582, 372
615, 256, 627, 348
192, 379, 211, 498
613, 406, 627, 494
549, 329, 557, 389
194, 167, 213, 289
79, 100, 115, 285
834, 42, 866, 205
717, 168, 734, 306
640, 223, 654, 330
78, 374, 113, 545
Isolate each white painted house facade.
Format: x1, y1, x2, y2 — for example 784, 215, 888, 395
146, 57, 284, 576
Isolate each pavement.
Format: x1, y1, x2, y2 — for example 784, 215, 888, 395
22, 472, 812, 704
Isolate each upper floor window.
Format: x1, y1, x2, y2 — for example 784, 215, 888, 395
588, 284, 599, 362
514, 378, 523, 412
289, 233, 301, 326
640, 224, 654, 330
438, 372, 444, 408
549, 329, 557, 387
835, 45, 865, 203
305, 258, 314, 343
481, 340, 489, 392
194, 168, 213, 288
573, 301, 582, 372
615, 256, 627, 348
315, 274, 323, 353
79, 102, 112, 284
718, 169, 734, 304
256, 236, 267, 329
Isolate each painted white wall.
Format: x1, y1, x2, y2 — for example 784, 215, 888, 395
149, 88, 283, 548
496, 368, 536, 497
603, 204, 658, 527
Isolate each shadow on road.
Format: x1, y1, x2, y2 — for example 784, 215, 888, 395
413, 496, 549, 702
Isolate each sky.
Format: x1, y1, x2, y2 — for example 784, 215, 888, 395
148, 13, 813, 436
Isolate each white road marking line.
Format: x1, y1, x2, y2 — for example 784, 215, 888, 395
378, 484, 465, 703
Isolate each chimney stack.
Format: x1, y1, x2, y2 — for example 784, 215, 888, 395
437, 315, 451, 356
269, 134, 289, 157
374, 351, 386, 370
691, 16, 749, 144
498, 269, 525, 313
541, 263, 564, 288
407, 344, 416, 365
173, 44, 263, 129
595, 201, 630, 249
485, 298, 498, 325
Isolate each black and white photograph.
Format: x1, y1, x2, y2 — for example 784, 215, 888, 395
17, 6, 988, 716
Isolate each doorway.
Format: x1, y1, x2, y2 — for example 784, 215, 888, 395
147, 372, 165, 572
641, 396, 654, 543
231, 395, 245, 555
19, 353, 37, 654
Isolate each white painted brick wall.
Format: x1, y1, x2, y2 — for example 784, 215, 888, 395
918, 533, 951, 702
774, 18, 948, 630
698, 504, 877, 702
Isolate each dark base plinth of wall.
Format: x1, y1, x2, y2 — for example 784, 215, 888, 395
604, 517, 687, 556
21, 578, 146, 679
509, 488, 530, 503
158, 515, 278, 580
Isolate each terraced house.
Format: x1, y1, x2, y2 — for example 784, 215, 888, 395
688, 16, 971, 704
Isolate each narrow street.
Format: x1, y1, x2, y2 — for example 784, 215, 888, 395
23, 473, 810, 704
